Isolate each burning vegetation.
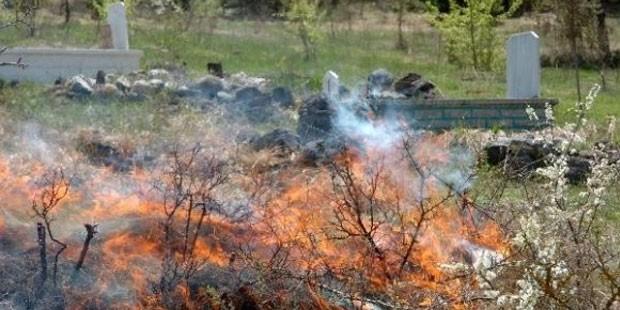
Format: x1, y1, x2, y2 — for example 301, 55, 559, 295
0, 71, 618, 309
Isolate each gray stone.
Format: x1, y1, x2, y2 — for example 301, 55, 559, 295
297, 95, 333, 143
131, 79, 152, 95
94, 83, 122, 98
507, 31, 540, 99
148, 79, 165, 91
217, 91, 234, 102
394, 73, 441, 99
271, 86, 294, 108
194, 75, 224, 98
68, 75, 94, 96
107, 3, 129, 50
148, 69, 171, 80
368, 69, 394, 96
115, 76, 131, 93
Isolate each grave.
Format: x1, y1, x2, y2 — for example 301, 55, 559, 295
373, 31, 556, 130
0, 2, 142, 83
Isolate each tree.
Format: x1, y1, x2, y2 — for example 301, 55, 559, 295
546, 0, 611, 99
428, 0, 522, 72
284, 0, 324, 60
395, 0, 412, 50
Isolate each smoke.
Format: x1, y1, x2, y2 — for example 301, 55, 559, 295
326, 73, 475, 194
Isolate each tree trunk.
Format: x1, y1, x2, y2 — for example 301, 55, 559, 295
595, 0, 610, 89
37, 223, 47, 285
63, 0, 71, 24
74, 224, 97, 272
571, 35, 582, 102
396, 1, 406, 50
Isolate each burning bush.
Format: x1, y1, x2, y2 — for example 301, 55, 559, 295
0, 77, 618, 309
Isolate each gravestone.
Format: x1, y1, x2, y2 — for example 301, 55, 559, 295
322, 71, 340, 101
107, 3, 129, 50
506, 31, 540, 99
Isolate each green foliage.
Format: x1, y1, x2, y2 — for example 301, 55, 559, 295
427, 0, 522, 72
283, 0, 324, 60
88, 0, 109, 20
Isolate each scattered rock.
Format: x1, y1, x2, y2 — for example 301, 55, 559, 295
94, 83, 122, 97
148, 79, 166, 92
217, 91, 235, 102
566, 155, 592, 184
131, 79, 153, 95
194, 75, 224, 98
484, 138, 601, 183
271, 86, 294, 108
95, 70, 106, 85
229, 72, 269, 91
235, 87, 273, 122
484, 139, 553, 176
297, 95, 334, 143
148, 68, 171, 81
115, 76, 132, 93
394, 73, 441, 99
68, 75, 94, 96
368, 69, 394, 95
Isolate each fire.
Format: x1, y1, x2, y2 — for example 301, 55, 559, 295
0, 122, 509, 308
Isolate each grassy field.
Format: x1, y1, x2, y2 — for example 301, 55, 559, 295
1, 10, 619, 130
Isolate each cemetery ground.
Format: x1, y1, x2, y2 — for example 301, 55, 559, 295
2, 8, 620, 310
2, 11, 620, 132
1, 9, 620, 218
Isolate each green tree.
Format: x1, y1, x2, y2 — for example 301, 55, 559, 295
284, 0, 324, 60
545, 0, 611, 99
428, 0, 522, 72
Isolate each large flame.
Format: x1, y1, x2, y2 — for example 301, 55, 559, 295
0, 117, 508, 308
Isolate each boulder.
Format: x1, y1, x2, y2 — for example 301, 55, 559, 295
194, 75, 224, 98
484, 138, 597, 183
235, 87, 273, 123
368, 69, 394, 95
566, 155, 592, 184
271, 87, 294, 108
394, 73, 442, 99
297, 95, 334, 143
484, 139, 553, 176
68, 75, 94, 96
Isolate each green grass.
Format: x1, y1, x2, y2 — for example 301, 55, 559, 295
1, 11, 619, 130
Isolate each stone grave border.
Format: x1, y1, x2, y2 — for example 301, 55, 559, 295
372, 98, 559, 130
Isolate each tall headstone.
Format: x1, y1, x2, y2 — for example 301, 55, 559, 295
107, 3, 129, 50
323, 71, 341, 101
506, 31, 540, 99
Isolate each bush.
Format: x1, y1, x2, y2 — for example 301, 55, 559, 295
427, 0, 522, 72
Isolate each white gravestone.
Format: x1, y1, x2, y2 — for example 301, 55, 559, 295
506, 31, 540, 99
323, 71, 341, 101
107, 3, 129, 50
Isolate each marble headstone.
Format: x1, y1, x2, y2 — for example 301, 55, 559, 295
506, 31, 540, 99
323, 71, 341, 101
107, 3, 129, 50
